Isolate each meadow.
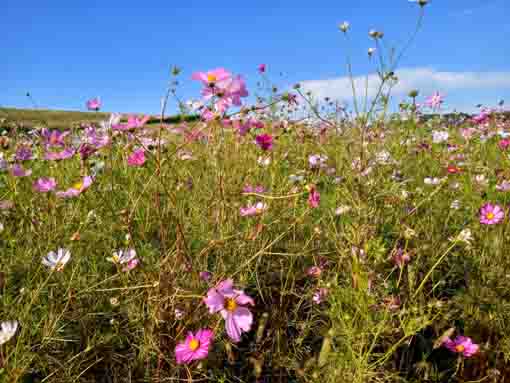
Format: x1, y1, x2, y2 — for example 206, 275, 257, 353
2, 3, 510, 382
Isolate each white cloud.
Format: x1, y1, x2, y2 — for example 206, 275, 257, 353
300, 67, 510, 107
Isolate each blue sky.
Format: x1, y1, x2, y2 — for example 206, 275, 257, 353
2, 0, 509, 114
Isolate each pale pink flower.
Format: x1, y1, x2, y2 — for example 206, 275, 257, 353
56, 176, 94, 198
425, 92, 444, 110
33, 177, 57, 193
312, 288, 329, 304
203, 279, 254, 343
112, 115, 150, 131
191, 68, 231, 86
44, 148, 75, 161
240, 202, 267, 217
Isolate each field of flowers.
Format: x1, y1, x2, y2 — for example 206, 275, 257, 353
2, 3, 510, 382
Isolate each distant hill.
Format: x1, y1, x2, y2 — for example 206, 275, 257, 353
0, 107, 199, 130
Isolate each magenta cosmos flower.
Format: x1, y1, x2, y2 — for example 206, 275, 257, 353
479, 203, 504, 225
86, 97, 101, 111
175, 329, 214, 365
255, 134, 273, 151
203, 279, 254, 343
443, 336, 479, 358
56, 176, 93, 198
127, 148, 146, 167
308, 187, 320, 208
33, 177, 57, 193
258, 64, 266, 73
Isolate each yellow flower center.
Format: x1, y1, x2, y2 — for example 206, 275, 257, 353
486, 212, 494, 220
73, 181, 83, 190
226, 298, 238, 312
455, 344, 465, 353
112, 255, 120, 263
189, 339, 200, 351
207, 74, 217, 83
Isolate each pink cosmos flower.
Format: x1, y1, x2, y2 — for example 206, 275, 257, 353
392, 248, 411, 268
127, 148, 146, 167
15, 146, 33, 161
472, 110, 490, 125
86, 97, 101, 111
200, 271, 212, 282
258, 64, 266, 73
306, 266, 322, 278
10, 164, 32, 177
192, 68, 231, 86
56, 176, 94, 199
479, 203, 504, 225
40, 128, 69, 148
309, 154, 328, 169
312, 288, 329, 304
499, 139, 510, 151
33, 177, 57, 193
242, 185, 266, 194
44, 148, 75, 161
496, 180, 510, 192
203, 279, 254, 343
255, 134, 273, 151
175, 329, 214, 364
308, 187, 320, 208
112, 115, 150, 131
425, 92, 444, 110
443, 336, 479, 358
240, 202, 267, 217
107, 248, 140, 272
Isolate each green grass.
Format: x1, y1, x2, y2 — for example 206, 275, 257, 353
1, 109, 510, 382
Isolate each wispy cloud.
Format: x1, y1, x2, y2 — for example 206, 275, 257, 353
300, 67, 510, 109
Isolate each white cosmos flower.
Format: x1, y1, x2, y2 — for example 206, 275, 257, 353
107, 248, 137, 265
432, 130, 449, 143
0, 320, 18, 345
42, 248, 71, 271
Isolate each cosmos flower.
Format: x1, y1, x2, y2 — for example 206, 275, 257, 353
203, 279, 254, 343
240, 202, 267, 217
42, 248, 71, 271
86, 97, 102, 111
306, 266, 322, 278
432, 130, 449, 143
425, 92, 444, 110
200, 271, 212, 282
0, 321, 18, 345
392, 248, 411, 268
312, 288, 329, 304
15, 145, 33, 161
175, 329, 214, 364
192, 68, 231, 87
443, 336, 479, 358
496, 180, 510, 191
40, 128, 70, 148
308, 154, 328, 169
10, 164, 32, 177
258, 64, 266, 73
308, 186, 320, 208
112, 115, 151, 131
255, 134, 273, 151
33, 177, 57, 193
479, 203, 504, 225
107, 248, 139, 271
242, 185, 266, 194
56, 176, 94, 198
127, 148, 146, 167
44, 147, 76, 161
